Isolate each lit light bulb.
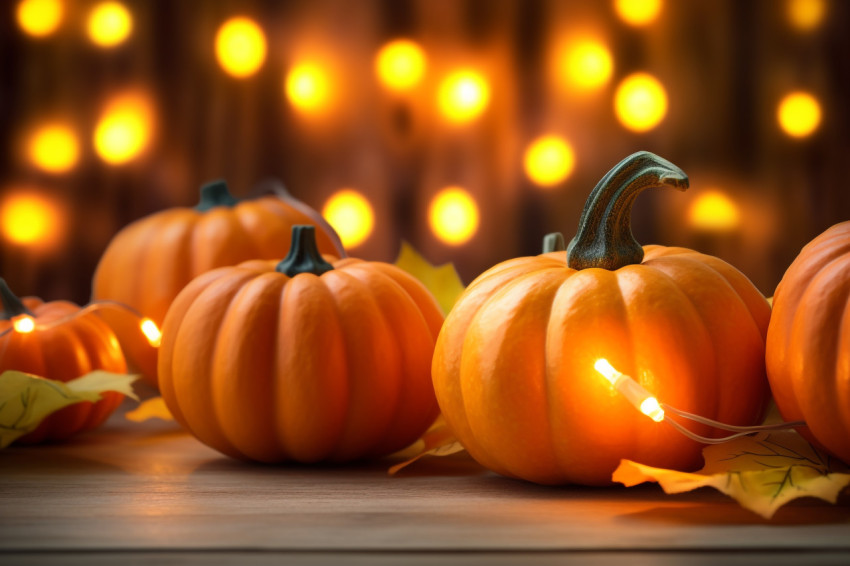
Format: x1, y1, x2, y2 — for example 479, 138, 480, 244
429, 187, 479, 246
87, 2, 133, 47
614, 0, 663, 27
93, 93, 153, 164
614, 73, 668, 133
523, 135, 576, 187
437, 70, 490, 124
16, 0, 63, 37
375, 39, 427, 92
322, 190, 375, 249
688, 190, 741, 232
12, 315, 36, 334
594, 358, 664, 422
140, 318, 161, 347
777, 91, 821, 138
28, 124, 79, 173
214, 17, 267, 78
285, 63, 331, 114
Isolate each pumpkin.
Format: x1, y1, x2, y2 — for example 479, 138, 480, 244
92, 180, 343, 387
158, 225, 444, 463
766, 222, 850, 464
432, 152, 772, 486
0, 278, 127, 444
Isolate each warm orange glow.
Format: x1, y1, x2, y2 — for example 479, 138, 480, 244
12, 315, 36, 334
375, 39, 427, 92
0, 192, 62, 247
285, 63, 331, 114
777, 91, 821, 138
87, 2, 133, 47
560, 38, 613, 90
688, 191, 741, 232
93, 94, 153, 164
523, 135, 576, 188
140, 318, 162, 348
614, 0, 663, 26
214, 17, 267, 78
594, 358, 664, 422
16, 0, 63, 37
639, 397, 665, 423
322, 190, 375, 249
437, 70, 490, 124
428, 187, 479, 246
28, 124, 79, 173
614, 73, 668, 132
787, 0, 826, 31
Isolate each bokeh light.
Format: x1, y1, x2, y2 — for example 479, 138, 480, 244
28, 124, 79, 173
560, 38, 613, 90
93, 94, 154, 164
787, 0, 826, 31
428, 187, 479, 246
524, 135, 576, 188
614, 72, 668, 132
285, 63, 332, 114
688, 190, 741, 232
322, 189, 375, 249
13, 315, 36, 334
16, 0, 63, 37
777, 91, 821, 138
214, 17, 267, 78
87, 2, 133, 47
375, 39, 427, 92
0, 191, 64, 248
614, 0, 663, 27
437, 70, 490, 124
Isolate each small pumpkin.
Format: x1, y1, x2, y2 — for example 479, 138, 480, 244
92, 180, 343, 387
432, 152, 772, 486
766, 222, 850, 464
0, 278, 127, 444
158, 225, 444, 463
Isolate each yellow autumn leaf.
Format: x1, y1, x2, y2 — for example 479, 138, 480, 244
394, 241, 466, 315
613, 431, 850, 519
388, 415, 465, 475
125, 396, 174, 422
0, 370, 139, 449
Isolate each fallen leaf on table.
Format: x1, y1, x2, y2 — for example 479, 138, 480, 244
394, 242, 466, 315
125, 396, 174, 422
0, 370, 139, 449
613, 431, 850, 519
389, 415, 465, 475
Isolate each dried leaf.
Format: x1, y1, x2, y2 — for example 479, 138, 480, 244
125, 396, 173, 422
0, 370, 138, 448
389, 415, 465, 475
613, 431, 850, 519
394, 242, 465, 315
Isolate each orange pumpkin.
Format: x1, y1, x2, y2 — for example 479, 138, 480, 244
0, 278, 127, 444
766, 222, 850, 464
432, 152, 771, 486
92, 180, 342, 387
158, 225, 444, 463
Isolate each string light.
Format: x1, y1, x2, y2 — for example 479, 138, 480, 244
87, 2, 133, 47
322, 189, 375, 249
12, 315, 36, 334
614, 0, 663, 27
777, 91, 821, 138
375, 39, 427, 92
688, 190, 741, 232
428, 187, 479, 246
93, 93, 153, 164
215, 17, 267, 78
523, 135, 576, 188
140, 318, 162, 347
614, 73, 668, 132
437, 70, 490, 124
285, 63, 331, 114
594, 358, 806, 444
28, 124, 79, 173
787, 0, 826, 31
16, 0, 63, 37
0, 192, 63, 248
559, 38, 613, 91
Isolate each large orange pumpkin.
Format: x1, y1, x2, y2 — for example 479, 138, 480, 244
158, 225, 444, 463
432, 152, 772, 486
92, 180, 342, 387
0, 278, 127, 444
766, 222, 850, 464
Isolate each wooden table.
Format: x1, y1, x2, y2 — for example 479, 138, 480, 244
2, 404, 849, 566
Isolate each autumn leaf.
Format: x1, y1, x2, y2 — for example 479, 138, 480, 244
394, 242, 466, 315
0, 370, 138, 448
125, 396, 174, 422
613, 431, 850, 519
388, 415, 465, 475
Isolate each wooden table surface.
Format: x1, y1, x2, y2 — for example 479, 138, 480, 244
2, 403, 849, 566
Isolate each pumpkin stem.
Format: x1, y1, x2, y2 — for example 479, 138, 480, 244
0, 278, 34, 319
567, 151, 689, 270
542, 232, 566, 253
276, 225, 335, 277
195, 179, 239, 211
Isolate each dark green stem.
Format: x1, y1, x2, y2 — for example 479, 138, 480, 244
566, 151, 689, 270
542, 232, 566, 254
276, 226, 335, 277
195, 180, 239, 211
0, 278, 34, 319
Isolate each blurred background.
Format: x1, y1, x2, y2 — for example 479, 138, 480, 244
1, 0, 848, 305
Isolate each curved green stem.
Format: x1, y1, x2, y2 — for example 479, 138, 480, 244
567, 151, 689, 270
276, 226, 335, 277
195, 180, 239, 211
0, 278, 34, 319
542, 232, 566, 254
